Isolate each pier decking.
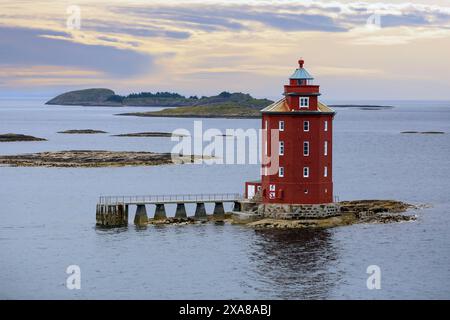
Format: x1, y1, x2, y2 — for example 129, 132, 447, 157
96, 193, 243, 227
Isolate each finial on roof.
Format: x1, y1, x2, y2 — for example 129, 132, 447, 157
298, 59, 304, 68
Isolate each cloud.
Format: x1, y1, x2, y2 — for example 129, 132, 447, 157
0, 26, 154, 77
381, 13, 430, 27
113, 2, 450, 34
114, 6, 247, 32
314, 66, 385, 76
0, 64, 108, 88
119, 5, 346, 32
0, 1, 449, 99
235, 11, 346, 32
0, 65, 103, 78
342, 3, 450, 28
81, 19, 191, 39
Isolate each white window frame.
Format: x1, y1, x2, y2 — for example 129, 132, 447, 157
279, 141, 284, 156
279, 120, 284, 132
324, 141, 328, 156
324, 166, 328, 177
303, 141, 309, 156
278, 167, 284, 178
300, 97, 309, 108
265, 120, 268, 130
303, 167, 309, 178
303, 121, 309, 132
324, 120, 328, 132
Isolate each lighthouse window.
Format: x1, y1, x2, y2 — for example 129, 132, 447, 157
303, 167, 309, 178
303, 141, 309, 156
279, 121, 284, 131
324, 141, 328, 156
279, 141, 284, 156
278, 167, 284, 178
300, 97, 309, 108
324, 120, 328, 132
324, 166, 328, 177
304, 121, 310, 132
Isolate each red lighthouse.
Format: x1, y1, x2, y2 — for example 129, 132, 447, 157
256, 59, 335, 205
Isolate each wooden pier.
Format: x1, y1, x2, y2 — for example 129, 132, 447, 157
96, 193, 243, 227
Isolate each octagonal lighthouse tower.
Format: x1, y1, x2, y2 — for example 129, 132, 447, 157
259, 59, 336, 205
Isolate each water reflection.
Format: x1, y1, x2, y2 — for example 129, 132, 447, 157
94, 225, 129, 234
250, 229, 340, 299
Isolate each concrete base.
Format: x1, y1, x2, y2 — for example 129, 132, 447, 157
96, 204, 128, 227
175, 203, 187, 219
154, 203, 167, 220
194, 202, 207, 220
213, 202, 225, 219
134, 204, 148, 226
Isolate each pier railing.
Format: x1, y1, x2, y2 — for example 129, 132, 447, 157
99, 193, 243, 205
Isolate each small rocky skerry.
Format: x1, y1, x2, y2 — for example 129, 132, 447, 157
0, 133, 46, 142
401, 131, 445, 134
57, 129, 108, 134
0, 150, 203, 167
97, 199, 418, 229
242, 200, 417, 229
112, 131, 185, 137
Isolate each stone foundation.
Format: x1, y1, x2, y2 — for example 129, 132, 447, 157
257, 203, 340, 219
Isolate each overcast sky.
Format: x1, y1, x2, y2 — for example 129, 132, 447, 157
0, 0, 449, 100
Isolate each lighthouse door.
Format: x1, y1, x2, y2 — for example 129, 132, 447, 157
247, 185, 256, 199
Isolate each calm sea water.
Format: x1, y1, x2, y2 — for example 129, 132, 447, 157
0, 99, 449, 299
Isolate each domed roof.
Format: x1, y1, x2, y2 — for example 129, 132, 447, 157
289, 68, 314, 80
289, 59, 314, 80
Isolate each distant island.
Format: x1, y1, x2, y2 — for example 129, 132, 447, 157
0, 133, 46, 142
45, 88, 394, 118
329, 105, 394, 110
118, 104, 262, 118
45, 88, 273, 108
112, 132, 186, 137
119, 103, 395, 119
0, 150, 204, 167
58, 129, 108, 134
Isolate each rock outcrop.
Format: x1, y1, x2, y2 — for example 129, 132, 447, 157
236, 200, 417, 229
0, 150, 204, 167
46, 88, 116, 106
58, 129, 107, 134
0, 133, 46, 142
112, 132, 185, 137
